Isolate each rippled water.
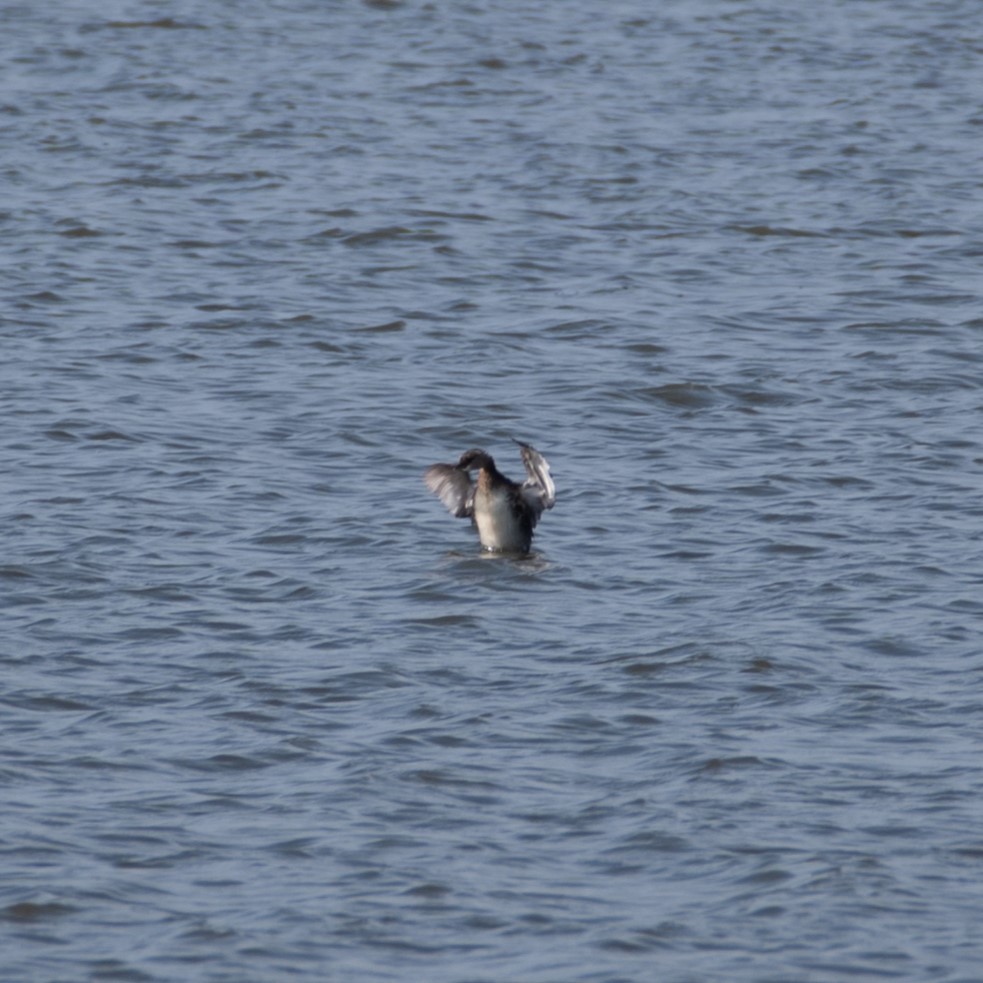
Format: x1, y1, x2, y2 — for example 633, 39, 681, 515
3, 1, 983, 980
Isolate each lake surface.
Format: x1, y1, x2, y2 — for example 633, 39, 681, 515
3, 1, 983, 980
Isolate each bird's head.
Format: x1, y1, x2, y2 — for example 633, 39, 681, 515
457, 449, 494, 471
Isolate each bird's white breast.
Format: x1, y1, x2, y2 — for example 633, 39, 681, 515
475, 491, 525, 551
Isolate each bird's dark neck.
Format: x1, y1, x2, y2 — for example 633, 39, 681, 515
477, 462, 509, 490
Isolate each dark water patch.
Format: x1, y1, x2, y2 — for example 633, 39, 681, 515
759, 541, 826, 557
694, 756, 774, 778
411, 209, 494, 223
0, 565, 36, 581
2, 693, 95, 712
406, 614, 484, 628
86, 429, 139, 442
65, 755, 147, 772
634, 383, 720, 410
719, 383, 806, 408
170, 238, 222, 251
355, 319, 406, 333
306, 226, 346, 243
625, 341, 670, 355
168, 754, 275, 773
22, 290, 66, 304
543, 318, 612, 337
731, 224, 828, 238
113, 626, 184, 642
0, 901, 78, 924
862, 637, 924, 659
342, 226, 446, 247
56, 224, 107, 238
87, 17, 207, 30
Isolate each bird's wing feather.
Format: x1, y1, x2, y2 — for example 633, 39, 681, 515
423, 464, 474, 518
514, 440, 555, 519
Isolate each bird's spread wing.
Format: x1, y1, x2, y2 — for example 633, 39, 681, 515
423, 464, 474, 518
514, 440, 555, 520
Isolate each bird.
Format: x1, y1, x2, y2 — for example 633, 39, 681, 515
423, 440, 556, 552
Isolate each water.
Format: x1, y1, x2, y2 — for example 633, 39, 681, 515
3, 1, 983, 980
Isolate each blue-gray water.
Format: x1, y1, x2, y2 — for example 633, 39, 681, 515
3, 1, 983, 980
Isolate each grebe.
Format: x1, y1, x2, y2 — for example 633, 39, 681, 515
424, 440, 555, 552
